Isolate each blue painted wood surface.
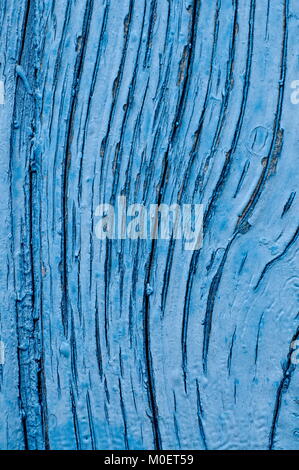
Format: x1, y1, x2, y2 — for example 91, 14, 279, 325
0, 0, 298, 450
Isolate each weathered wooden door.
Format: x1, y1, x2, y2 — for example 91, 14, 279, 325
0, 0, 298, 450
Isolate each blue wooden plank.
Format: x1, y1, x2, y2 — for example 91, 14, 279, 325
0, 0, 298, 450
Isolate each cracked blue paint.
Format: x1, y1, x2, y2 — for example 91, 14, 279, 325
0, 0, 298, 451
